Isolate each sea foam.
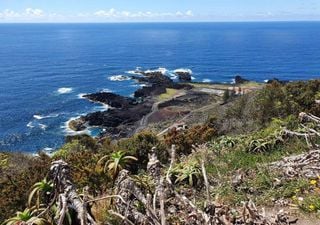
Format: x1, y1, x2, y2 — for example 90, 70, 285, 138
174, 68, 193, 74
126, 67, 143, 75
145, 67, 168, 75
57, 87, 73, 94
203, 79, 212, 83
27, 122, 34, 128
39, 123, 48, 130
108, 75, 131, 81
77, 93, 88, 99
33, 114, 59, 120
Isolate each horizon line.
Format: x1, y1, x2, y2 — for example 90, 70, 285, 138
1, 20, 320, 24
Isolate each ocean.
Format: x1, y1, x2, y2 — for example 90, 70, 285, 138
0, 22, 320, 152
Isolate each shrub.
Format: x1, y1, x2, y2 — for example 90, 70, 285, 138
117, 131, 168, 171
164, 123, 216, 155
0, 153, 51, 222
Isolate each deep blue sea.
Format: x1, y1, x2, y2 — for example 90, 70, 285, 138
1, 22, 320, 153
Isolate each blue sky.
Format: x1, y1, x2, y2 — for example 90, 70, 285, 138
0, 0, 320, 22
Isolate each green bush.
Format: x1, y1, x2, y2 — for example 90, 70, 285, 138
117, 131, 168, 171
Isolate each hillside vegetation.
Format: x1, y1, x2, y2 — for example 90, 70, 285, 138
1, 79, 320, 224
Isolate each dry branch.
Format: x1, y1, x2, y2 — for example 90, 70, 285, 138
50, 160, 96, 225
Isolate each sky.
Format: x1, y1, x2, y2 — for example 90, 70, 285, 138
0, 0, 320, 23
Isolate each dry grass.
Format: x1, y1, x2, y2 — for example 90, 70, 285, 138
157, 88, 179, 101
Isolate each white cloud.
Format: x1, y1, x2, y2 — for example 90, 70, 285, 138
176, 11, 184, 16
94, 8, 116, 17
0, 8, 45, 20
93, 9, 194, 19
0, 9, 20, 19
186, 10, 194, 17
0, 8, 194, 22
25, 8, 44, 17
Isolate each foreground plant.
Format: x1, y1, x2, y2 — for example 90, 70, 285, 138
2, 208, 49, 225
172, 160, 202, 186
98, 151, 137, 179
28, 178, 53, 208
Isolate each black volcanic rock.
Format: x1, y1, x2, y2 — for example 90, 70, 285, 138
132, 72, 173, 85
134, 85, 167, 98
132, 71, 176, 98
234, 75, 249, 84
83, 92, 134, 108
175, 71, 192, 81
84, 101, 153, 128
266, 78, 288, 84
70, 69, 192, 137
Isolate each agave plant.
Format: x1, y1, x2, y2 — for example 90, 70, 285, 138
2, 208, 49, 225
28, 178, 53, 208
219, 136, 238, 148
173, 161, 202, 186
98, 151, 137, 179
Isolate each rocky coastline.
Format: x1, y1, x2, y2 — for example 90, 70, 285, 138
68, 67, 266, 139
68, 69, 193, 138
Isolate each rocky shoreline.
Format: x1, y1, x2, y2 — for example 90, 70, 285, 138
68, 68, 267, 139
68, 69, 193, 138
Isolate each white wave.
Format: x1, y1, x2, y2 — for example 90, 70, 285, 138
33, 114, 59, 120
33, 115, 44, 120
126, 67, 143, 75
231, 79, 236, 84
77, 93, 88, 99
174, 68, 193, 74
145, 67, 168, 75
39, 123, 47, 130
98, 88, 112, 93
191, 76, 196, 80
157, 67, 168, 75
202, 79, 212, 83
126, 70, 138, 75
95, 103, 109, 111
42, 147, 54, 151
57, 87, 73, 94
108, 75, 131, 81
27, 122, 34, 128
264, 79, 269, 83
168, 72, 178, 79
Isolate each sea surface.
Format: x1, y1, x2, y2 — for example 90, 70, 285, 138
1, 22, 320, 152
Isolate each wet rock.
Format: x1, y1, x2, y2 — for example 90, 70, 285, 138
83, 92, 134, 108
234, 75, 249, 84
68, 117, 86, 131
175, 71, 192, 81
